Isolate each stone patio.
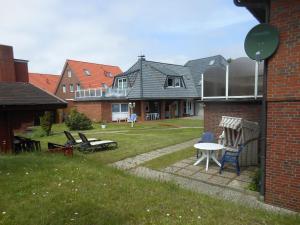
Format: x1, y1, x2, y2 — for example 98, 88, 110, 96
160, 156, 258, 192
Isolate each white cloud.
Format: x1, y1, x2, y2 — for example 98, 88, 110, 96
0, 0, 257, 74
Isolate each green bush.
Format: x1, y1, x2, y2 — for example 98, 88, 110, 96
39, 111, 53, 136
65, 109, 92, 130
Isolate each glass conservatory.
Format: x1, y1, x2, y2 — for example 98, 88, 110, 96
202, 57, 264, 100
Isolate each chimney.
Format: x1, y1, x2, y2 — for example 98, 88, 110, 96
138, 55, 145, 61
0, 45, 16, 82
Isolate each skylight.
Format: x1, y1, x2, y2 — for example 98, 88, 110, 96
209, 59, 215, 65
104, 71, 113, 78
83, 69, 91, 76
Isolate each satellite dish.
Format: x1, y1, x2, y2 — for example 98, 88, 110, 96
244, 23, 279, 60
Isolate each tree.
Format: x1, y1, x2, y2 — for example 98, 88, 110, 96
40, 111, 53, 136
65, 109, 92, 130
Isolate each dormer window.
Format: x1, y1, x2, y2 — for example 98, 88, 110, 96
84, 69, 91, 76
209, 59, 215, 65
166, 76, 184, 88
67, 70, 72, 77
117, 78, 127, 89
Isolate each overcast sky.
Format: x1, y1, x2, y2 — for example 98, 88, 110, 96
0, 0, 258, 74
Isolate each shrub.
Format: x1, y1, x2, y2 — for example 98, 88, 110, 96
65, 109, 92, 130
39, 111, 53, 136
248, 169, 261, 192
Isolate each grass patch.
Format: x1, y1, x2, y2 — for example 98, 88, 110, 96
23, 119, 202, 164
0, 154, 299, 225
143, 147, 195, 170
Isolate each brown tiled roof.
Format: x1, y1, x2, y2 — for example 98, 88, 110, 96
67, 59, 122, 88
29, 73, 60, 94
0, 82, 66, 109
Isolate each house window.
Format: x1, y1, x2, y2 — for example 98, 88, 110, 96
62, 84, 66, 93
167, 78, 173, 87
76, 84, 80, 91
84, 69, 91, 76
167, 77, 183, 88
112, 103, 128, 113
112, 104, 120, 113
67, 70, 72, 77
118, 78, 127, 89
175, 78, 181, 87
209, 59, 215, 65
70, 84, 74, 92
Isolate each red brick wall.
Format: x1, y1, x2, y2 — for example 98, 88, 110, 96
265, 102, 300, 211
204, 102, 261, 137
56, 64, 80, 100
73, 101, 102, 122
265, 0, 300, 212
101, 101, 112, 122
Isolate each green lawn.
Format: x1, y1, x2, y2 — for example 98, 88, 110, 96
1, 119, 299, 224
143, 147, 195, 170
0, 154, 299, 225
26, 119, 202, 164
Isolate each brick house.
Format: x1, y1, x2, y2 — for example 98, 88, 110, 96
55, 59, 122, 100
29, 73, 60, 94
73, 55, 227, 122
0, 44, 66, 153
54, 59, 122, 119
234, 0, 300, 212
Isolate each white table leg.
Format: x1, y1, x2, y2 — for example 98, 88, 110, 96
211, 153, 221, 167
205, 151, 210, 171
193, 153, 206, 166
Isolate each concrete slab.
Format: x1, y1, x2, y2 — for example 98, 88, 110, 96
176, 168, 197, 177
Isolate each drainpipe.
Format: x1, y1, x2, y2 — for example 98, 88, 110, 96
259, 2, 270, 198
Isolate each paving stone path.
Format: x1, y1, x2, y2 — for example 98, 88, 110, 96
111, 138, 198, 170
111, 138, 294, 214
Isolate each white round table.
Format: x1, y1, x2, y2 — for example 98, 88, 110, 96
193, 143, 224, 171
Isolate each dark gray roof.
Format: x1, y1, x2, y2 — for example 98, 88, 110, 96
115, 60, 199, 99
110, 55, 228, 100
185, 55, 228, 95
0, 82, 67, 109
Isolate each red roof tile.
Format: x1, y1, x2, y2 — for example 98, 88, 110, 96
67, 59, 122, 88
29, 73, 60, 94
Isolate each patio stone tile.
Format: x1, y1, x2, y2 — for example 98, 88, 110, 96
184, 165, 202, 173
162, 166, 181, 173
228, 180, 250, 190
191, 172, 212, 181
218, 171, 238, 179
176, 168, 197, 177
208, 176, 231, 186
172, 162, 189, 168
205, 167, 220, 175
235, 174, 253, 183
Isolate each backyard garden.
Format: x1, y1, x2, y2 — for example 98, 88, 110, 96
0, 118, 299, 224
